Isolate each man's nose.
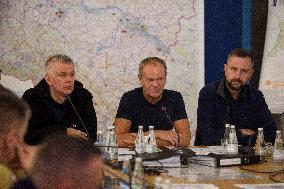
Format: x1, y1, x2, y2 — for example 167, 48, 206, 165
235, 69, 241, 79
151, 79, 159, 87
66, 75, 74, 82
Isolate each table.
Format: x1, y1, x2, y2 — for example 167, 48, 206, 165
104, 153, 284, 189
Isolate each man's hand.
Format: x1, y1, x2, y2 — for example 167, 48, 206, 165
240, 129, 256, 136
67, 128, 88, 140
154, 130, 179, 146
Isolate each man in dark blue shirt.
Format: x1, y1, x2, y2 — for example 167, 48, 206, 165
195, 48, 276, 146
115, 57, 190, 147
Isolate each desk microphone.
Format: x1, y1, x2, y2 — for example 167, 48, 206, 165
66, 95, 89, 138
161, 106, 174, 127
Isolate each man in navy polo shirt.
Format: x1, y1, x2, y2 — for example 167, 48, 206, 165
115, 57, 191, 148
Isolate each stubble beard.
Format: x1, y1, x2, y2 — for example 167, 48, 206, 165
226, 78, 244, 91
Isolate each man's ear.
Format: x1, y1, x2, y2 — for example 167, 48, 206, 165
45, 75, 51, 85
224, 64, 227, 72
138, 74, 143, 84
251, 68, 254, 76
5, 128, 18, 149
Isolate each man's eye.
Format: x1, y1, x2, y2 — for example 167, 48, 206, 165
241, 70, 249, 74
58, 73, 67, 77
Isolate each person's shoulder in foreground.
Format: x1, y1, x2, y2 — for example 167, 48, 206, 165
0, 84, 32, 189
15, 133, 104, 189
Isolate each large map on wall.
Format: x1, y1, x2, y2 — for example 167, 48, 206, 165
0, 0, 203, 142
259, 1, 284, 114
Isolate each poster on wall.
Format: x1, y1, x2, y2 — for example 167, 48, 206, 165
259, 0, 284, 114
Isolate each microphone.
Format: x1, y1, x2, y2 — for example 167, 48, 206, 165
161, 106, 174, 127
66, 95, 90, 138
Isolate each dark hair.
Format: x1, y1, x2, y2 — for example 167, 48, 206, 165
32, 133, 103, 189
227, 48, 254, 67
139, 57, 167, 76
0, 84, 30, 134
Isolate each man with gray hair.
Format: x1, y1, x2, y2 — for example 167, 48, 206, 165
22, 54, 97, 145
115, 57, 191, 147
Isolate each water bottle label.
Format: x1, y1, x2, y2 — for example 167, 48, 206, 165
226, 144, 238, 154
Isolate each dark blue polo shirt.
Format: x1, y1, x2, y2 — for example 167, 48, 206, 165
116, 87, 188, 132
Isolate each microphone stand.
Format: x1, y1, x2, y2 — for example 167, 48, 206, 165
66, 95, 90, 139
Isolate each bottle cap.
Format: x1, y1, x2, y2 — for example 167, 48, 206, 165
258, 128, 263, 131
138, 125, 143, 129
225, 124, 230, 128
230, 125, 235, 129
149, 126, 154, 129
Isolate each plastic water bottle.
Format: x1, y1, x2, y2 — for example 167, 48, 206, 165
273, 130, 284, 162
227, 125, 238, 154
107, 131, 118, 165
145, 126, 158, 153
222, 124, 230, 146
131, 157, 144, 189
105, 125, 115, 152
122, 157, 132, 184
255, 128, 266, 157
135, 126, 145, 154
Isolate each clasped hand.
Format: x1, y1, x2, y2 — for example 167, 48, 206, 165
67, 127, 88, 140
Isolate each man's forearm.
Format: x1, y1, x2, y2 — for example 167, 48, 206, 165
116, 133, 136, 148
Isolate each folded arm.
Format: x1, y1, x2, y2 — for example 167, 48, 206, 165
115, 118, 190, 148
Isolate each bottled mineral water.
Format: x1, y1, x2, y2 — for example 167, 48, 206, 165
226, 125, 238, 154
273, 130, 284, 162
274, 130, 283, 150
222, 124, 230, 145
131, 157, 144, 189
221, 124, 230, 153
95, 130, 107, 158
96, 130, 104, 144
255, 128, 266, 157
105, 125, 115, 152
145, 126, 158, 153
107, 131, 118, 165
135, 126, 145, 153
122, 157, 132, 184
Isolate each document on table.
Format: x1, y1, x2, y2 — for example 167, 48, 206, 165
171, 184, 219, 189
143, 156, 181, 167
190, 146, 225, 155
235, 183, 284, 189
118, 148, 135, 161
